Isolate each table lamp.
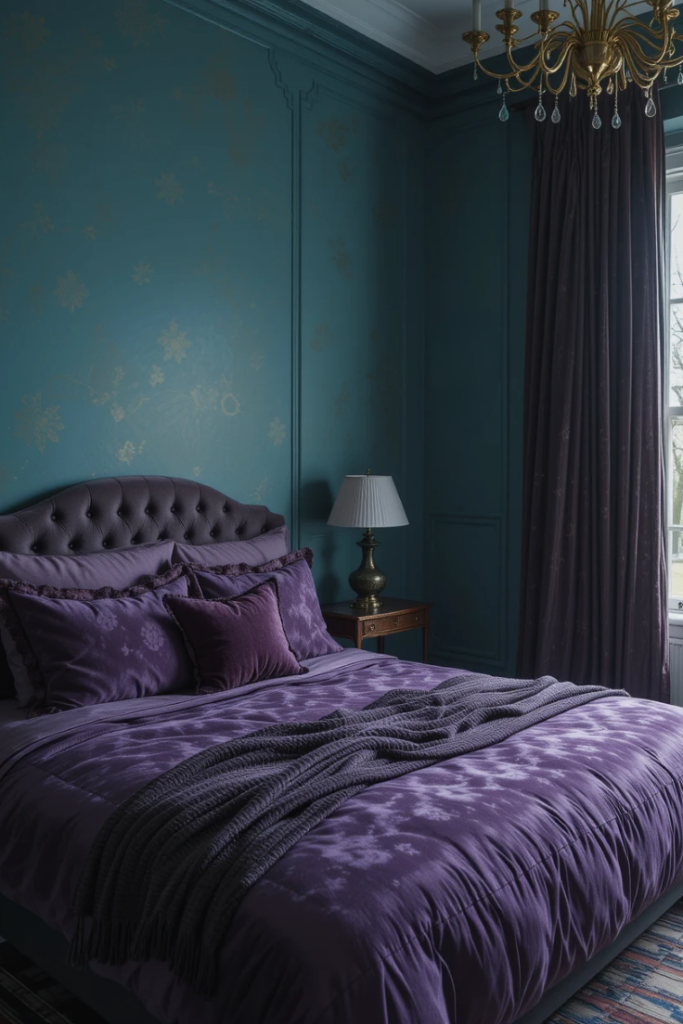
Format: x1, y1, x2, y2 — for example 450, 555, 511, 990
327, 471, 408, 611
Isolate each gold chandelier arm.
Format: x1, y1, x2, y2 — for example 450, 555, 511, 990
653, 48, 683, 69
616, 18, 672, 63
619, 23, 672, 71
604, 0, 625, 26
472, 49, 541, 83
539, 37, 577, 76
619, 34, 659, 87
502, 45, 547, 75
565, 0, 589, 31
541, 56, 574, 94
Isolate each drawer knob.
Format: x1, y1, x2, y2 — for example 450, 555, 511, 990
369, 623, 376, 631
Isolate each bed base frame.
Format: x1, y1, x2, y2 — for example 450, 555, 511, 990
3, 881, 683, 1024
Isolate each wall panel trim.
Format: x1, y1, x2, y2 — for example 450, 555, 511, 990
428, 513, 507, 669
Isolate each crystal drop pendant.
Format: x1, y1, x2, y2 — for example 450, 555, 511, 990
499, 100, 510, 122
645, 96, 656, 117
551, 104, 561, 123
569, 74, 577, 98
592, 111, 602, 129
611, 112, 622, 129
678, 69, 683, 86
473, 66, 478, 81
497, 81, 503, 95
534, 102, 546, 122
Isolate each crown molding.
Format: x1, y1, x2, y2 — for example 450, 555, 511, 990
298, 0, 517, 73
162, 0, 437, 99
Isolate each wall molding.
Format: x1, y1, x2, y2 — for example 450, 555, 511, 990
428, 513, 506, 668
162, 0, 435, 102
268, 50, 295, 109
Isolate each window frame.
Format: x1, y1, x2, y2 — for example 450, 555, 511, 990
666, 144, 683, 612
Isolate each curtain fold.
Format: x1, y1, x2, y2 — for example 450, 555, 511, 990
517, 86, 669, 701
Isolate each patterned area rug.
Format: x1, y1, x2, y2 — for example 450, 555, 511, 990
2, 901, 683, 1024
549, 899, 683, 1023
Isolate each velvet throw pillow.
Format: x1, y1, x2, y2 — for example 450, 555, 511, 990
0, 541, 175, 701
171, 525, 289, 568
192, 549, 342, 662
0, 564, 200, 714
164, 579, 305, 694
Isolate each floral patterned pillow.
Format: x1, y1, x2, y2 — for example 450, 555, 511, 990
192, 549, 342, 662
0, 564, 201, 715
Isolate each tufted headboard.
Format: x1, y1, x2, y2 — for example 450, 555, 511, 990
0, 476, 285, 556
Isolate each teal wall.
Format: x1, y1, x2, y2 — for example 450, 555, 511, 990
423, 93, 531, 676
0, 0, 426, 625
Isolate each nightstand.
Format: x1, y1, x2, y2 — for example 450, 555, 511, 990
321, 599, 432, 663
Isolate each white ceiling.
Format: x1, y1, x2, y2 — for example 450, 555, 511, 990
299, 0, 541, 73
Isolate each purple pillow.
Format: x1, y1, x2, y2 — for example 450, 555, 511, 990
191, 550, 342, 661
0, 541, 174, 701
0, 565, 200, 714
171, 525, 289, 567
164, 579, 305, 694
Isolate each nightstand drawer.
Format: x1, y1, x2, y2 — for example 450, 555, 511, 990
363, 609, 427, 637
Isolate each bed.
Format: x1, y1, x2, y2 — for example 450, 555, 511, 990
1, 475, 683, 1024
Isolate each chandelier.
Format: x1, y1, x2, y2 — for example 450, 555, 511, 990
462, 0, 682, 127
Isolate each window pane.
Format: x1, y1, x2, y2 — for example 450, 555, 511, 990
672, 528, 683, 601
671, 192, 683, 299
672, 419, 683, 527
671, 306, 683, 405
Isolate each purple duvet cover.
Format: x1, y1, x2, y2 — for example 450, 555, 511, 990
1, 649, 683, 1024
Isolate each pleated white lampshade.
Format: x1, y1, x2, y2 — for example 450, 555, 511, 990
327, 475, 409, 529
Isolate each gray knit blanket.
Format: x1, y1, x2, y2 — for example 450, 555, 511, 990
70, 672, 627, 994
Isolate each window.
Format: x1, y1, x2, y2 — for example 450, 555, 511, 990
667, 146, 683, 612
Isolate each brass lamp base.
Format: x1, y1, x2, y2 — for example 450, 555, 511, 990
349, 529, 386, 611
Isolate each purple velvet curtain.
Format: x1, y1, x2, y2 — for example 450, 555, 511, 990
518, 86, 669, 701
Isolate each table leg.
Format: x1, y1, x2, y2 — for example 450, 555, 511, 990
422, 623, 429, 663
378, 637, 385, 654
356, 625, 363, 650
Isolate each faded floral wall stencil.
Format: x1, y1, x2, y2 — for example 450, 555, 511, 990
22, 204, 54, 238
132, 261, 153, 285
252, 477, 269, 502
156, 172, 183, 205
311, 323, 333, 352
14, 394, 64, 452
157, 320, 191, 363
115, 0, 166, 47
269, 417, 286, 446
338, 158, 354, 183
329, 238, 352, 280
4, 12, 50, 51
334, 383, 350, 416
54, 271, 87, 311
316, 118, 356, 151
117, 440, 146, 464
